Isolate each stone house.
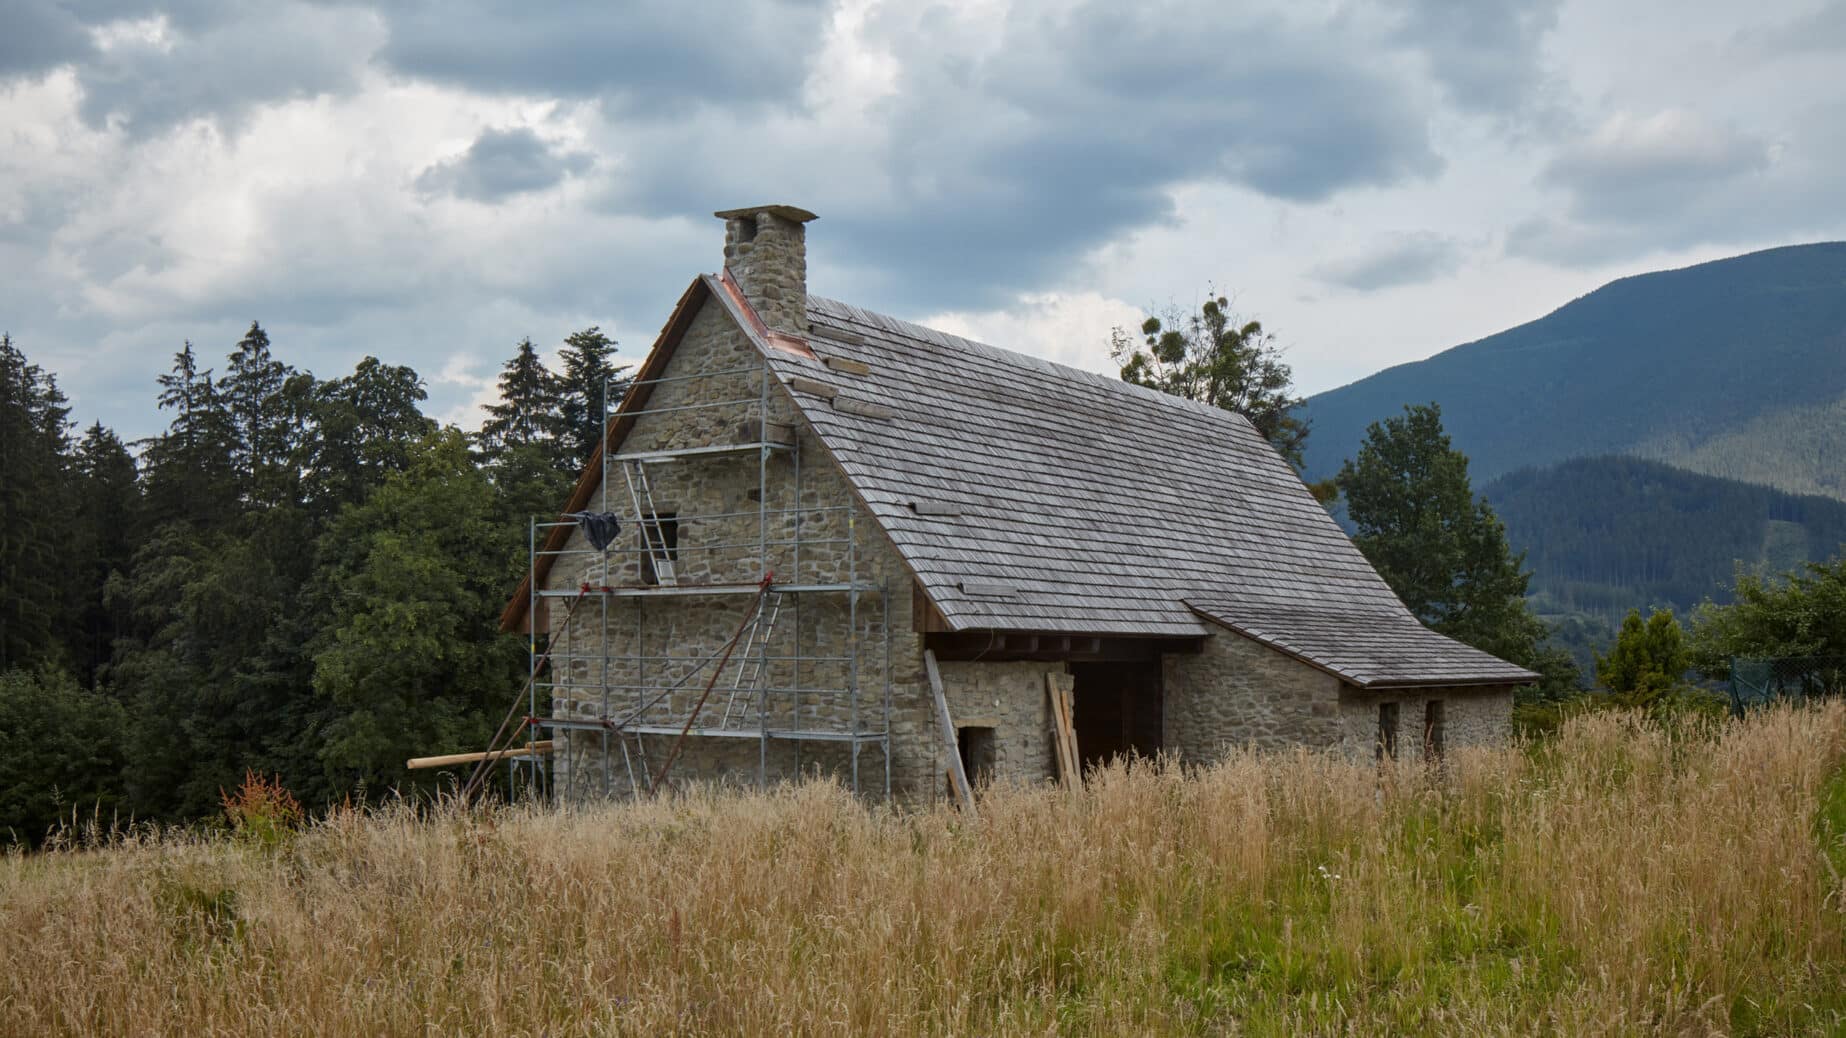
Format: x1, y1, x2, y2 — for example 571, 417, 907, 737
499, 205, 1535, 804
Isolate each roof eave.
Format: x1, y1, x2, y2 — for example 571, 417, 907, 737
1185, 603, 1537, 690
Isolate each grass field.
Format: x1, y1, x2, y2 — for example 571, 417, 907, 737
5, 703, 1846, 1036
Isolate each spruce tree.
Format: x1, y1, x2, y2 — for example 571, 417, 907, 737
554, 326, 630, 474
68, 422, 139, 685
143, 342, 238, 529
1336, 403, 1548, 665
0, 334, 72, 670
478, 337, 560, 463
222, 321, 297, 506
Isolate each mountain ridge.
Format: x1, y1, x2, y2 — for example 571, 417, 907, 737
1298, 241, 1846, 496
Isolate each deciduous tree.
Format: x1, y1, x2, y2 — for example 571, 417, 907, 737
1112, 292, 1309, 468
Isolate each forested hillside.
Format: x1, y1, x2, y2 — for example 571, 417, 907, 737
0, 328, 623, 841
1484, 456, 1846, 619
1297, 242, 1846, 493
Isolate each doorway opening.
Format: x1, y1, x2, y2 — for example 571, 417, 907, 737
1069, 660, 1162, 769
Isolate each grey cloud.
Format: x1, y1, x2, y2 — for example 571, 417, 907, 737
1389, 0, 1564, 120
416, 127, 594, 202
371, 0, 830, 112
72, 3, 372, 134
1540, 112, 1770, 222
1311, 233, 1464, 291
0, 0, 96, 76
0, 1, 375, 134
1509, 105, 1846, 265
1733, 1, 1846, 57
606, 0, 1446, 311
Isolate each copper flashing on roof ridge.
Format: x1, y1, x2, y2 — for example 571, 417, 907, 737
718, 267, 814, 359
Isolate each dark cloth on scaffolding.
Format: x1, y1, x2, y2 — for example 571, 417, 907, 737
564, 511, 622, 552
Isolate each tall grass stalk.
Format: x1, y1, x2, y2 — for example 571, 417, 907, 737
4, 703, 1844, 1035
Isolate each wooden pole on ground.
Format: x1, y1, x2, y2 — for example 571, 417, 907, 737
408, 741, 554, 770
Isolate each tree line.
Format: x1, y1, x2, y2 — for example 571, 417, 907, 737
0, 326, 626, 842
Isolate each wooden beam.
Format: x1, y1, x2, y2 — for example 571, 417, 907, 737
1046, 673, 1079, 789
924, 649, 977, 815
923, 631, 1203, 662
407, 741, 553, 770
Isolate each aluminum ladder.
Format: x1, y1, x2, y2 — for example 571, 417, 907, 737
720, 591, 786, 729
619, 459, 676, 585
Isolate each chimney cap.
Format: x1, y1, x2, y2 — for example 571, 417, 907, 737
714, 204, 817, 223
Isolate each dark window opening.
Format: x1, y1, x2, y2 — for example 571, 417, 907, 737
957, 726, 996, 789
1377, 701, 1400, 761
640, 513, 679, 585
1424, 700, 1446, 761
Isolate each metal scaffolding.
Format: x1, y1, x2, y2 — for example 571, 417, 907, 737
517, 358, 892, 800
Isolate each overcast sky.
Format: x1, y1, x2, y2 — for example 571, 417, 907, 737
5, 0, 1844, 440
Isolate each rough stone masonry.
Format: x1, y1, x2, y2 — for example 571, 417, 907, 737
528, 204, 1523, 805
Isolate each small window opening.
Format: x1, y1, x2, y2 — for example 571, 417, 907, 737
1377, 702, 1399, 761
1424, 700, 1446, 761
640, 513, 679, 585
957, 726, 996, 790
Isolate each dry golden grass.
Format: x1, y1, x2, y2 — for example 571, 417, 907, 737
5, 703, 1846, 1036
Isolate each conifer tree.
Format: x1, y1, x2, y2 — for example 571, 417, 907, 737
143, 342, 238, 528
1336, 403, 1547, 665
68, 422, 139, 685
554, 326, 630, 474
478, 337, 560, 462
0, 334, 72, 670
1596, 608, 1690, 705
222, 321, 297, 506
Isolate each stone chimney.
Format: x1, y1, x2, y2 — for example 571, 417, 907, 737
716, 204, 816, 336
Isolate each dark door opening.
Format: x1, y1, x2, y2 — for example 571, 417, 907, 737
1069, 660, 1163, 769
957, 726, 996, 789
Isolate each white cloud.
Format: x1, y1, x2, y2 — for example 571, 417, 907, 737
2, 0, 1846, 443
923, 292, 1145, 377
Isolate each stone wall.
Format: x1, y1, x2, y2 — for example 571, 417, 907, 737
937, 660, 1064, 790
1161, 629, 1343, 761
537, 286, 1516, 803
1162, 626, 1514, 765
1334, 685, 1515, 763
543, 297, 938, 800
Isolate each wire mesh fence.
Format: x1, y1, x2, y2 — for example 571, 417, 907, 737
1728, 656, 1846, 715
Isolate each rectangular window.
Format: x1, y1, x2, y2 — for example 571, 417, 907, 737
1377, 702, 1399, 761
1424, 700, 1446, 761
957, 725, 996, 789
639, 513, 679, 586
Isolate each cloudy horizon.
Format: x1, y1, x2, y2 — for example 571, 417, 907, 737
4, 0, 1844, 440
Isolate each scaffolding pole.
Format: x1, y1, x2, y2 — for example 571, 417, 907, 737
528, 358, 890, 802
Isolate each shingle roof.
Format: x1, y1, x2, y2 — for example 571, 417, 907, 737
1184, 600, 1539, 688
702, 280, 1535, 687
